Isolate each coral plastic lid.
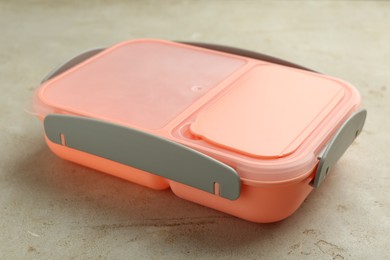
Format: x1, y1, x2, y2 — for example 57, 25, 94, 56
190, 65, 345, 158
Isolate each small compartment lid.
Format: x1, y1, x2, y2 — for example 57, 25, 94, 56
38, 40, 246, 129
190, 65, 345, 159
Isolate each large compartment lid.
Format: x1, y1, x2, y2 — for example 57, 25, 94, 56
190, 65, 345, 158
39, 40, 246, 129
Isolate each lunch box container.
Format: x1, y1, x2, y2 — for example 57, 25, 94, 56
31, 39, 366, 223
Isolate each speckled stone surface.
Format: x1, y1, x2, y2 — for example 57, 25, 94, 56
0, 1, 389, 259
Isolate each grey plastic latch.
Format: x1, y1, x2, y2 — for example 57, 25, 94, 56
41, 48, 105, 83
312, 109, 367, 188
44, 114, 241, 200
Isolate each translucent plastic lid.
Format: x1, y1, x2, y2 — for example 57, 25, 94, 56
35, 39, 361, 183
190, 65, 345, 158
38, 40, 246, 129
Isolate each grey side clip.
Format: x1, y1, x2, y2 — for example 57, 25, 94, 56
312, 109, 367, 188
44, 114, 241, 200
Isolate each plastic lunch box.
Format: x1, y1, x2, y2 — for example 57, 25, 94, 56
32, 39, 366, 223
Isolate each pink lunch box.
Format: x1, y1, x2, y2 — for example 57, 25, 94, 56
32, 39, 366, 223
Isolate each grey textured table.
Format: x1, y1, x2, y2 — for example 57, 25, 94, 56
1, 1, 389, 259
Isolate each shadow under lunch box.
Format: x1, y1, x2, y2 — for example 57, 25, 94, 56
32, 39, 366, 223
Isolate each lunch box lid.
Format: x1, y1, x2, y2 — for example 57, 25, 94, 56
34, 39, 364, 189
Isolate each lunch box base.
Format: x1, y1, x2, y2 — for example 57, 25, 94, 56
45, 136, 313, 223
170, 179, 313, 223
